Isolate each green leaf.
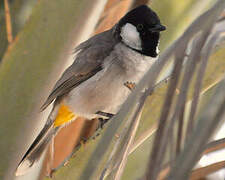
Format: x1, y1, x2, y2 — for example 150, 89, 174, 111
0, 0, 106, 179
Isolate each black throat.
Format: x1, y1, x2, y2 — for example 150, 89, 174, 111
140, 32, 160, 57
113, 25, 160, 58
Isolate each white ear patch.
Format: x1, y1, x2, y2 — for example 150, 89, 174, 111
120, 23, 142, 50
156, 41, 160, 54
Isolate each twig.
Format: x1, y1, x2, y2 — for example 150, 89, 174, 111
203, 137, 225, 154
158, 137, 225, 179
156, 29, 213, 180
100, 94, 145, 180
4, 0, 13, 44
146, 47, 186, 180
190, 160, 225, 180
114, 104, 143, 180
128, 124, 157, 155
146, 1, 225, 179
167, 78, 225, 180
186, 32, 221, 140
159, 160, 225, 180
176, 104, 185, 155
170, 30, 211, 146
128, 75, 223, 158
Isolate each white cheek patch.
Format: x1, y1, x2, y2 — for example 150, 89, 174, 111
120, 23, 142, 50
156, 44, 160, 54
156, 40, 160, 54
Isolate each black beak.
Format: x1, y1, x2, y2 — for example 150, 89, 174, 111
149, 24, 166, 32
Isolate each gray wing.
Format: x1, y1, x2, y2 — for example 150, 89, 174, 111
41, 29, 118, 111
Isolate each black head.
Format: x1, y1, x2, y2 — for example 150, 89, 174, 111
114, 5, 166, 57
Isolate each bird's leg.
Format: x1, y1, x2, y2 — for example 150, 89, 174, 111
98, 118, 108, 129
95, 111, 115, 129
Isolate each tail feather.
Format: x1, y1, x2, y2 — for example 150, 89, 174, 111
15, 123, 59, 176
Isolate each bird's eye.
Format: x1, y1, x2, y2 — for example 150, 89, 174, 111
137, 24, 143, 30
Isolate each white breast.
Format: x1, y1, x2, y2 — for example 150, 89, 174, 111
113, 43, 156, 81
66, 44, 157, 119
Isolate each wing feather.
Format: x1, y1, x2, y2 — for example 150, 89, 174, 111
41, 29, 118, 110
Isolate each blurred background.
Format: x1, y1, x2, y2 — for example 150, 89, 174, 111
0, 0, 225, 180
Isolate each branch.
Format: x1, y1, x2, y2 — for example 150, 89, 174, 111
4, 0, 13, 44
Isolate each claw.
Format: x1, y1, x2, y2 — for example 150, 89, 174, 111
98, 118, 110, 129
124, 81, 136, 91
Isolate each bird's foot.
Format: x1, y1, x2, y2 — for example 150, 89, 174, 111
98, 118, 110, 129
95, 111, 114, 129
124, 81, 136, 91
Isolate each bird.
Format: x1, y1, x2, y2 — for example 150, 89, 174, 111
15, 5, 166, 176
